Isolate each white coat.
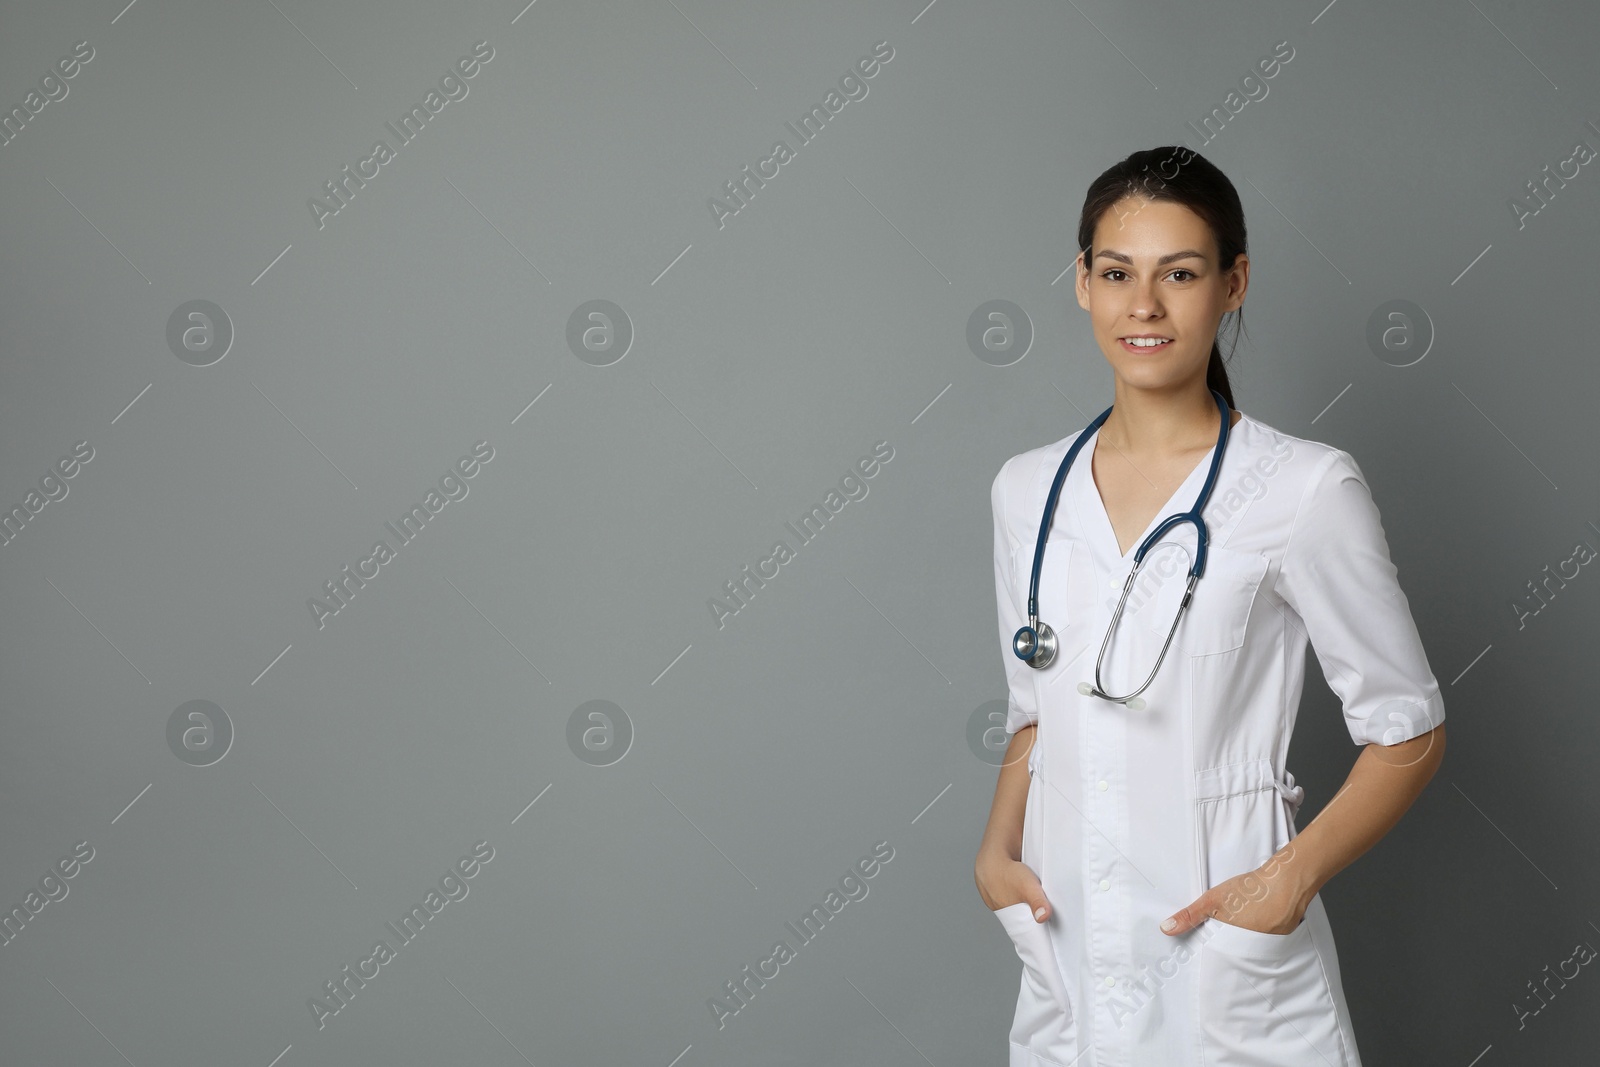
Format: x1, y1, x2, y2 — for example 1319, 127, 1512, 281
989, 411, 1446, 1067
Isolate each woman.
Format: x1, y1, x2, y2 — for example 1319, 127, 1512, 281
974, 146, 1447, 1066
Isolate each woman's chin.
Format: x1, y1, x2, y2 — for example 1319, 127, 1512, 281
1103, 360, 1204, 390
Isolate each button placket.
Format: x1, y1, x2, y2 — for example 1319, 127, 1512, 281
1083, 695, 1109, 1031
1072, 537, 1138, 1064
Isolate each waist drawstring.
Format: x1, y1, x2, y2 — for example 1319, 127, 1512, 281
1273, 769, 1305, 821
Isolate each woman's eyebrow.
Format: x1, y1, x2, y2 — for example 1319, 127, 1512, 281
1093, 249, 1209, 265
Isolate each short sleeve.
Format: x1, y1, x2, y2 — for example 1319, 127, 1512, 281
992, 460, 1040, 735
1274, 449, 1446, 746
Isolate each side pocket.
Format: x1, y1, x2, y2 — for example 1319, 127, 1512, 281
1196, 914, 1348, 1066
993, 903, 1078, 1067
1193, 760, 1350, 1066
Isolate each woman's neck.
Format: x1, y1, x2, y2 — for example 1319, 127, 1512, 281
1097, 383, 1225, 456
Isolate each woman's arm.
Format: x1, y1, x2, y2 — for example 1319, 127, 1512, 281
1160, 446, 1450, 937
974, 725, 1054, 922
1162, 722, 1446, 935
981, 462, 1054, 922
1280, 722, 1446, 908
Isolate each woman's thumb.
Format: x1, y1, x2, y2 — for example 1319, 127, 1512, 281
1010, 861, 1050, 923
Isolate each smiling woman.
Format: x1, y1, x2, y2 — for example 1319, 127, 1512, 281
975, 145, 1446, 1067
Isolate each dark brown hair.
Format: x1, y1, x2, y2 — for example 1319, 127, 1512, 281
1076, 146, 1247, 410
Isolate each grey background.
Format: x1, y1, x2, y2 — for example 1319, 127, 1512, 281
2, 0, 1596, 1064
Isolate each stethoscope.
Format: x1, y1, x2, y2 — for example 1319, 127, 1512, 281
1012, 388, 1233, 710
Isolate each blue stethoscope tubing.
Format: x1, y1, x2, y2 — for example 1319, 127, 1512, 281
1012, 388, 1233, 707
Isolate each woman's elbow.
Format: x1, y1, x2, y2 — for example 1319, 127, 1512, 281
1413, 722, 1446, 780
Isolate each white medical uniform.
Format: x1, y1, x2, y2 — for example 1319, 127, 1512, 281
989, 411, 1446, 1067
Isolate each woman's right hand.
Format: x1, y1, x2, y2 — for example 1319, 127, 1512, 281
975, 849, 1052, 922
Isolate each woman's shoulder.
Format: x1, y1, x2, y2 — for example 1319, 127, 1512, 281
1232, 411, 1361, 488
990, 429, 1088, 530
1222, 414, 1385, 550
995, 428, 1086, 483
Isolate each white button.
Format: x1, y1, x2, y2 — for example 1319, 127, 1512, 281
1104, 975, 1116, 987
1097, 779, 1109, 791
1099, 879, 1110, 892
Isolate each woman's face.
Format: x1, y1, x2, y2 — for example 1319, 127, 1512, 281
1074, 196, 1248, 395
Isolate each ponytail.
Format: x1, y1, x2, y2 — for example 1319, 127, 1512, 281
1206, 341, 1234, 411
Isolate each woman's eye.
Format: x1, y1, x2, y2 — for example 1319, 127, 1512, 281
1099, 268, 1196, 283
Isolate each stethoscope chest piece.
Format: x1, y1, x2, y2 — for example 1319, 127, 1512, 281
1013, 619, 1057, 669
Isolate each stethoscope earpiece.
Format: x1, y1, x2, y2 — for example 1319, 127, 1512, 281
1075, 681, 1147, 710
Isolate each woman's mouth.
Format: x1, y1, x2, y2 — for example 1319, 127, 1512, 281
1119, 336, 1173, 354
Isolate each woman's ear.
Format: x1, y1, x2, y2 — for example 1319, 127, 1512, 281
1224, 252, 1250, 311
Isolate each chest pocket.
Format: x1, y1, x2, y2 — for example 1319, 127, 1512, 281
1010, 534, 1097, 677
1121, 541, 1268, 658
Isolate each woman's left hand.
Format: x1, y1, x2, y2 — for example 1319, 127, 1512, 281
1158, 849, 1310, 936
